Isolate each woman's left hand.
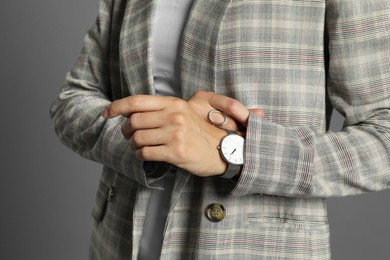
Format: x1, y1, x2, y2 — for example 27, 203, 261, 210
188, 91, 264, 131
102, 95, 228, 177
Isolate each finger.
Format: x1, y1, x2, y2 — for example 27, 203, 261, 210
207, 111, 240, 131
129, 128, 167, 150
102, 95, 175, 119
189, 91, 264, 128
135, 145, 171, 162
249, 108, 265, 118
221, 115, 240, 131
188, 91, 217, 117
121, 111, 167, 139
189, 91, 248, 123
208, 93, 250, 125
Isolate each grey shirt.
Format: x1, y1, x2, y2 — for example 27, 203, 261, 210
151, 0, 194, 98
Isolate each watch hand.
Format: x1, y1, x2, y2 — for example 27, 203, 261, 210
230, 149, 236, 155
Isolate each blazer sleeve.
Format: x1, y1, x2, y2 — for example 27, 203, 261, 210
50, 0, 155, 187
231, 0, 390, 198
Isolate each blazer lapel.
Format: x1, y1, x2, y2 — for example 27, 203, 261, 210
180, 0, 232, 100
119, 0, 158, 96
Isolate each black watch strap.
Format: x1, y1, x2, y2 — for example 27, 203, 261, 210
219, 163, 241, 179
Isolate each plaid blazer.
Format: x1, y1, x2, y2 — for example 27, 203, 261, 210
50, 0, 390, 259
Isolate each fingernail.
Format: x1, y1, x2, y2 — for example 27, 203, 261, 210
102, 109, 108, 118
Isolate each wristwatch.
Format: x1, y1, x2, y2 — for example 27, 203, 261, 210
218, 130, 245, 178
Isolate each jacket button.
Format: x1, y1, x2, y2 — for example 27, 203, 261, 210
107, 186, 116, 202
206, 203, 225, 222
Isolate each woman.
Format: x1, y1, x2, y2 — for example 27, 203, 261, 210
50, 0, 390, 259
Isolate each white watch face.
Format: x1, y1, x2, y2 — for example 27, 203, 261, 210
220, 134, 245, 165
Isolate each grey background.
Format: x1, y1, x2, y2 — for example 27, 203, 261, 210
0, 1, 389, 259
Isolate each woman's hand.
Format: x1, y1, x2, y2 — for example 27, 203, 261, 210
102, 95, 228, 177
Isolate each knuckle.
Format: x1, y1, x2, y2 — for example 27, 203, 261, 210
196, 90, 213, 97
172, 129, 185, 143
173, 143, 187, 161
132, 131, 143, 145
192, 91, 202, 98
137, 147, 150, 160
132, 95, 143, 108
172, 99, 188, 111
170, 113, 187, 126
170, 131, 187, 159
193, 90, 206, 98
129, 113, 139, 128
108, 103, 118, 116
225, 99, 240, 114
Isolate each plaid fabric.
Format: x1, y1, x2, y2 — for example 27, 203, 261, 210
50, 0, 390, 259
